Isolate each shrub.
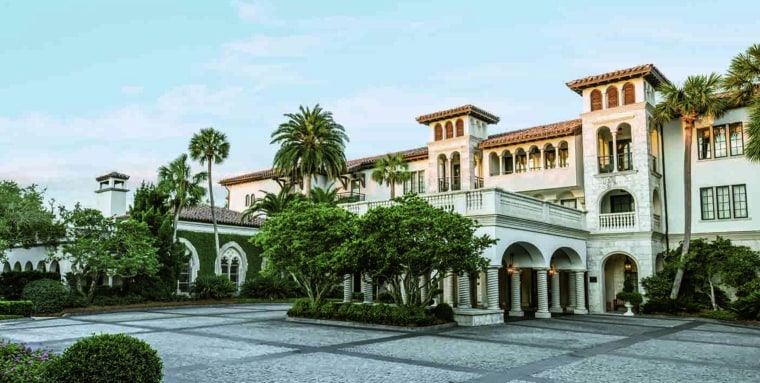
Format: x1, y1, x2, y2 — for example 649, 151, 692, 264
0, 301, 34, 317
616, 291, 643, 306
699, 310, 738, 321
239, 275, 300, 300
191, 275, 237, 300
1, 340, 57, 383
288, 300, 450, 327
351, 292, 365, 301
45, 334, 162, 383
733, 290, 760, 320
432, 303, 454, 322
0, 271, 61, 300
91, 294, 146, 307
22, 279, 68, 314
65, 294, 89, 309
376, 291, 394, 304
736, 280, 760, 298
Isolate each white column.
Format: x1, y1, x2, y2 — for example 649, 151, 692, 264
458, 272, 471, 308
363, 273, 374, 304
612, 133, 618, 171
486, 266, 499, 309
550, 271, 562, 313
568, 272, 576, 313
575, 271, 588, 314
536, 269, 550, 318
509, 270, 523, 317
444, 271, 455, 305
343, 274, 352, 303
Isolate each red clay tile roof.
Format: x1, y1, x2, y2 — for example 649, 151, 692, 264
96, 171, 130, 182
415, 104, 500, 125
479, 119, 582, 149
219, 169, 278, 186
179, 205, 262, 228
566, 64, 670, 94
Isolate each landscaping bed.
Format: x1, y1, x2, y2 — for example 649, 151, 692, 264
287, 299, 455, 328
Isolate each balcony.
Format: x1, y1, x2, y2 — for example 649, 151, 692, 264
336, 192, 365, 204
598, 155, 613, 173
472, 176, 484, 189
599, 212, 636, 231
617, 152, 633, 171
438, 178, 449, 192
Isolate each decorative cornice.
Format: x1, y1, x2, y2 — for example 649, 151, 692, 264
415, 105, 500, 125
566, 64, 671, 95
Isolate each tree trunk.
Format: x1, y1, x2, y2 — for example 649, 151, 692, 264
172, 207, 181, 243
708, 278, 718, 311
303, 174, 312, 197
87, 278, 97, 304
390, 180, 396, 199
207, 160, 220, 259
670, 118, 694, 300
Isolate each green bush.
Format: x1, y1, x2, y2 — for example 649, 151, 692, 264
432, 303, 454, 321
699, 310, 738, 321
287, 300, 452, 327
616, 291, 643, 306
733, 290, 760, 320
191, 275, 237, 300
91, 294, 146, 307
0, 301, 34, 317
45, 334, 162, 383
22, 279, 68, 314
1, 340, 58, 383
376, 291, 394, 303
0, 271, 61, 300
736, 280, 760, 298
65, 294, 89, 309
351, 291, 365, 301
239, 275, 300, 300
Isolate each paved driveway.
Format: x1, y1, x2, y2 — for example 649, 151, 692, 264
2, 304, 759, 382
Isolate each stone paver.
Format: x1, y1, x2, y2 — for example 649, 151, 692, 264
1, 304, 758, 383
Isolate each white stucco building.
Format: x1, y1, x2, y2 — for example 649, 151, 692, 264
220, 64, 760, 324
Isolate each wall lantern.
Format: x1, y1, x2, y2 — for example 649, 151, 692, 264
624, 258, 633, 272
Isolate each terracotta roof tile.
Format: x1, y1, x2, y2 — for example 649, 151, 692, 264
566, 64, 670, 94
219, 169, 278, 186
179, 205, 262, 228
96, 171, 130, 182
415, 104, 500, 125
479, 119, 582, 149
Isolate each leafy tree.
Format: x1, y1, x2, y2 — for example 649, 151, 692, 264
54, 205, 160, 303
241, 187, 305, 221
0, 181, 64, 262
271, 104, 349, 197
252, 200, 357, 306
723, 44, 760, 162
371, 153, 411, 199
189, 127, 230, 258
351, 195, 496, 307
653, 74, 727, 299
309, 185, 338, 205
157, 153, 208, 242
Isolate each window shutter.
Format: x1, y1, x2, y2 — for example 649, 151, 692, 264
623, 83, 635, 105
445, 121, 454, 139
455, 119, 464, 137
434, 124, 443, 141
606, 86, 619, 108
591, 90, 602, 111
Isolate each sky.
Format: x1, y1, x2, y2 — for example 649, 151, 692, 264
1, 0, 759, 210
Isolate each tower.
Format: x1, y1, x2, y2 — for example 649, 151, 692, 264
95, 171, 129, 217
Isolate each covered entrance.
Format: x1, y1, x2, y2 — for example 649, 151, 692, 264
602, 253, 639, 312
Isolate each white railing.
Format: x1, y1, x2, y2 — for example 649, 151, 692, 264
599, 212, 636, 231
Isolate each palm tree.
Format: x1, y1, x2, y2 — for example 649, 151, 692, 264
723, 44, 760, 162
157, 154, 208, 242
271, 104, 349, 197
653, 73, 727, 299
371, 153, 411, 199
310, 185, 338, 205
188, 127, 230, 258
241, 188, 304, 221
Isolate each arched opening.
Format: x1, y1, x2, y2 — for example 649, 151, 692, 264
544, 143, 556, 169
649, 127, 660, 173
558, 141, 569, 168
445, 121, 454, 139
528, 146, 541, 171
437, 154, 449, 192
501, 150, 514, 174
655, 253, 665, 272
219, 247, 244, 288
49, 261, 59, 275
455, 119, 464, 137
36, 261, 46, 272
514, 148, 527, 173
488, 152, 500, 176
177, 239, 200, 295
549, 247, 584, 313
13, 262, 21, 271
2, 262, 10, 273
652, 189, 663, 231
616, 123, 633, 171
603, 253, 639, 312
590, 89, 602, 111
597, 126, 613, 173
623, 82, 635, 105
606, 86, 619, 108
434, 123, 443, 141
245, 194, 250, 207
450, 152, 461, 191
500, 242, 545, 316
24, 261, 33, 271
599, 189, 637, 231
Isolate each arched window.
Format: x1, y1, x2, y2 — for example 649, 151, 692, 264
245, 194, 250, 206
515, 148, 527, 173
623, 82, 635, 105
528, 146, 541, 171
455, 119, 464, 137
501, 150, 514, 174
221, 253, 241, 285
590, 89, 602, 111
606, 86, 619, 108
445, 121, 454, 139
217, 244, 247, 288
558, 141, 569, 168
597, 127, 613, 173
2, 262, 11, 273
544, 144, 556, 169
36, 261, 46, 272
13, 262, 21, 271
488, 152, 500, 176
434, 123, 443, 141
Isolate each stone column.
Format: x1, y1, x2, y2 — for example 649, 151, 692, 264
486, 266, 499, 309
458, 272, 471, 308
535, 269, 550, 318
343, 274, 352, 303
574, 271, 588, 314
444, 271, 455, 305
550, 271, 562, 313
568, 272, 576, 313
509, 270, 523, 317
612, 133, 618, 171
362, 274, 374, 304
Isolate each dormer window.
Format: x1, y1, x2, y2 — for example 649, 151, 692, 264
606, 86, 619, 108
590, 90, 602, 111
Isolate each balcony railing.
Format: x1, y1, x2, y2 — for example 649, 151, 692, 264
451, 177, 461, 191
649, 154, 659, 175
336, 192, 365, 204
438, 178, 449, 192
472, 176, 484, 189
598, 155, 613, 173
617, 152, 633, 171
599, 212, 636, 231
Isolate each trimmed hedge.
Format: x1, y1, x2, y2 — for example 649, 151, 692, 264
287, 299, 454, 327
0, 301, 34, 317
22, 279, 68, 314
0, 271, 61, 300
239, 275, 301, 300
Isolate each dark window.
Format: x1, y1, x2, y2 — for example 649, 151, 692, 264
623, 82, 635, 105
606, 86, 619, 108
716, 186, 731, 219
697, 128, 712, 160
455, 119, 464, 137
561, 199, 577, 209
700, 188, 715, 220
590, 90, 602, 111
714, 125, 727, 158
502, 154, 513, 174
730, 122, 744, 156
610, 195, 634, 213
732, 184, 748, 218
445, 121, 454, 139
558, 146, 569, 167
434, 124, 443, 141
418, 171, 425, 193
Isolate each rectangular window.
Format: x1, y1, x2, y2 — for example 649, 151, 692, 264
715, 186, 731, 219
700, 188, 715, 220
732, 184, 748, 218
418, 171, 425, 193
560, 199, 577, 209
515, 154, 527, 173
713, 125, 727, 158
503, 156, 514, 174
730, 122, 744, 156
697, 128, 712, 160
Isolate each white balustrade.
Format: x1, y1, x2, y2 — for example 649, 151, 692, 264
598, 212, 636, 231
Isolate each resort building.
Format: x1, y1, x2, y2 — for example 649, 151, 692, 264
220, 64, 760, 324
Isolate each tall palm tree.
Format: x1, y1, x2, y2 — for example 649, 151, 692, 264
241, 188, 304, 221
188, 127, 230, 258
653, 73, 727, 299
157, 154, 208, 242
723, 44, 760, 162
371, 153, 411, 199
271, 104, 349, 197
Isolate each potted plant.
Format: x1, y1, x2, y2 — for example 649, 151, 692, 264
616, 279, 643, 316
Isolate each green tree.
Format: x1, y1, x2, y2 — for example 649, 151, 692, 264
0, 181, 64, 262
723, 43, 760, 162
351, 195, 496, 307
241, 187, 305, 221
653, 73, 727, 299
309, 185, 338, 205
252, 200, 357, 306
157, 153, 208, 242
371, 153, 411, 199
54, 205, 160, 303
271, 104, 349, 197
189, 127, 230, 258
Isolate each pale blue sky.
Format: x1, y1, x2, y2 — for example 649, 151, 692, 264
1, 0, 758, 209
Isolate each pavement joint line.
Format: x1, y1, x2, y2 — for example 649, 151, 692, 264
57, 315, 288, 336
162, 349, 304, 375
686, 326, 760, 337
554, 315, 679, 328
568, 320, 702, 358
329, 349, 486, 374
431, 332, 580, 351
608, 350, 760, 371
468, 354, 583, 383
654, 334, 760, 349
504, 321, 651, 337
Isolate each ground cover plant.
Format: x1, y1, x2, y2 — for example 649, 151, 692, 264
1, 340, 57, 383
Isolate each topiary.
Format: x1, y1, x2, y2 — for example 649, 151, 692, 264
45, 334, 162, 383
22, 279, 68, 314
